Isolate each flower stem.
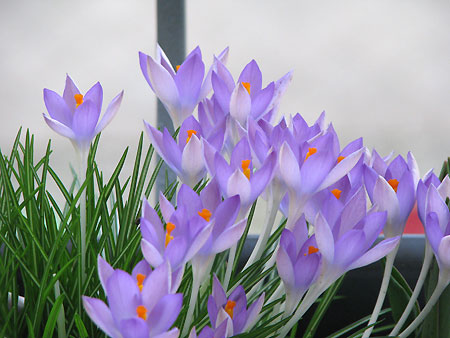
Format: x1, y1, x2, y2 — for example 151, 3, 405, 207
182, 270, 201, 337
243, 195, 279, 270
361, 244, 399, 338
77, 150, 87, 283
390, 242, 432, 336
398, 272, 449, 338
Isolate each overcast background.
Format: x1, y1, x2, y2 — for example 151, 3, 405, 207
1, 1, 449, 230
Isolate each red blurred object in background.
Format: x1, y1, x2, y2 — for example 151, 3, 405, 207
404, 204, 423, 234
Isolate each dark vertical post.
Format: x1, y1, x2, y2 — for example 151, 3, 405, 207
156, 0, 185, 192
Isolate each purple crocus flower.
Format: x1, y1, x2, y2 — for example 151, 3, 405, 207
160, 180, 247, 281
144, 115, 223, 187
43, 75, 123, 152
364, 152, 418, 237
83, 257, 182, 338
139, 45, 228, 128
313, 187, 400, 290
278, 128, 364, 229
416, 171, 450, 224
140, 195, 213, 291
202, 275, 264, 337
207, 137, 276, 215
425, 212, 450, 280
276, 215, 321, 315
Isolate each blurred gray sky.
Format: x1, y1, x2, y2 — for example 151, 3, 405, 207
1, 0, 449, 189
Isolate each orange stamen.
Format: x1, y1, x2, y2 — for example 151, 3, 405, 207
305, 147, 317, 161
176, 65, 181, 71
186, 130, 197, 144
165, 222, 176, 247
198, 209, 212, 222
74, 94, 83, 108
241, 159, 251, 180
136, 305, 148, 320
388, 179, 399, 193
337, 156, 345, 163
136, 273, 146, 292
241, 82, 251, 94
304, 245, 319, 256
224, 300, 236, 319
331, 189, 342, 200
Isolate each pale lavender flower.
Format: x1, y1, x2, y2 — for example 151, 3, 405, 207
313, 187, 400, 290
139, 45, 228, 128
364, 152, 418, 237
417, 171, 450, 224
83, 257, 181, 338
144, 115, 223, 187
425, 212, 450, 279
43, 75, 123, 152
279, 128, 364, 228
140, 195, 213, 291
277, 215, 321, 315
206, 137, 276, 213
202, 275, 264, 337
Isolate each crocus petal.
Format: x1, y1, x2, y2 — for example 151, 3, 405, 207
373, 176, 401, 236
159, 192, 175, 222
276, 246, 295, 287
106, 270, 140, 322
199, 47, 229, 100
202, 139, 218, 175
154, 328, 180, 338
230, 137, 252, 170
425, 212, 444, 254
348, 237, 400, 270
438, 176, 450, 200
43, 114, 76, 139
227, 170, 252, 207
438, 236, 450, 269
97, 255, 114, 292
141, 261, 170, 313
200, 178, 222, 213
181, 135, 205, 187
237, 60, 262, 97
317, 148, 364, 191
120, 318, 149, 338
95, 90, 124, 134
426, 185, 450, 232
62, 75, 81, 111
314, 213, 335, 264
162, 128, 183, 172
397, 170, 415, 221
250, 82, 275, 120
175, 53, 205, 117
141, 239, 165, 267
72, 100, 99, 143
43, 89, 73, 126
279, 142, 302, 191
333, 230, 366, 269
229, 83, 252, 127
211, 219, 246, 253
243, 293, 265, 332
148, 294, 183, 336
212, 275, 227, 306
185, 222, 213, 261
84, 81, 103, 113
294, 254, 321, 288
250, 150, 276, 200
211, 71, 232, 113
139, 51, 155, 90
146, 55, 180, 126
82, 296, 120, 338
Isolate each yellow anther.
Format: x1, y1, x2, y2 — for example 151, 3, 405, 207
331, 189, 342, 200
136, 273, 146, 292
198, 209, 212, 222
165, 222, 176, 247
241, 82, 251, 94
304, 245, 319, 256
186, 130, 197, 144
136, 305, 148, 320
305, 147, 317, 161
388, 179, 399, 193
176, 65, 181, 71
337, 156, 345, 163
241, 159, 251, 180
224, 300, 236, 319
74, 94, 84, 108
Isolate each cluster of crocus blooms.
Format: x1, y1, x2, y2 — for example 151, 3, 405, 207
42, 45, 450, 338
